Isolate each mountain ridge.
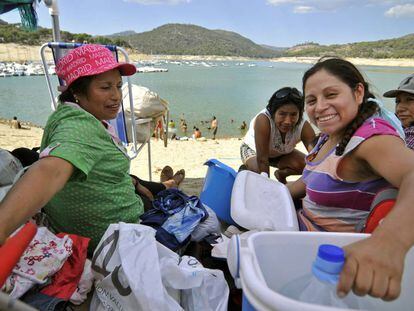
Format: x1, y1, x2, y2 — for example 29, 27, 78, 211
0, 21, 413, 59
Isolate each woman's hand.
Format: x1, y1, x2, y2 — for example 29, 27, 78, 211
337, 233, 407, 301
131, 177, 154, 201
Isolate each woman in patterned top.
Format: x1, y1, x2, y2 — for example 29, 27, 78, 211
240, 87, 315, 183
288, 57, 414, 301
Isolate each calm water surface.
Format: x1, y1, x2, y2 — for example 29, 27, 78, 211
1, 61, 413, 138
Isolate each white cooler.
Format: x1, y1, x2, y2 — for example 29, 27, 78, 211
230, 170, 298, 231
227, 231, 414, 311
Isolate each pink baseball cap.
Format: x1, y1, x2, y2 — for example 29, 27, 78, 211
55, 44, 136, 89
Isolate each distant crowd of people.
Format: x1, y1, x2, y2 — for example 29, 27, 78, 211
153, 114, 248, 141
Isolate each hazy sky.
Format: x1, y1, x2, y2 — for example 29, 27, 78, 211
2, 0, 414, 47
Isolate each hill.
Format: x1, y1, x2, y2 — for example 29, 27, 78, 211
0, 22, 130, 47
285, 35, 414, 58
0, 21, 413, 59
109, 24, 281, 58
261, 44, 287, 52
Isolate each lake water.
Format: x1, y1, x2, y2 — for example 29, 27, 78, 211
1, 61, 413, 138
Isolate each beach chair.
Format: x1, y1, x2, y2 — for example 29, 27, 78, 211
40, 42, 154, 179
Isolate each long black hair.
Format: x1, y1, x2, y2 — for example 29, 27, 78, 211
302, 57, 378, 156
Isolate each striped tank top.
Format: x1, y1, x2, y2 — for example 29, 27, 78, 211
299, 118, 400, 232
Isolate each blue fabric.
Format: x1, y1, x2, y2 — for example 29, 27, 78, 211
22, 291, 67, 311
161, 192, 207, 243
140, 188, 207, 250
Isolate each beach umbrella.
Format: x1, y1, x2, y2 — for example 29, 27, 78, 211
0, 0, 41, 30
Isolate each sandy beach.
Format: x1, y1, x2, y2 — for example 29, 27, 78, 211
1, 43, 414, 67
0, 121, 243, 196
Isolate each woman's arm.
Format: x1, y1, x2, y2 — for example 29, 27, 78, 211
337, 135, 414, 300
286, 177, 306, 200
254, 114, 272, 175
0, 156, 73, 245
300, 121, 316, 152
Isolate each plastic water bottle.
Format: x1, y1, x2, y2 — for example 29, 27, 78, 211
280, 244, 372, 309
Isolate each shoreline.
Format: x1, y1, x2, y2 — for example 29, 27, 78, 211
1, 43, 414, 68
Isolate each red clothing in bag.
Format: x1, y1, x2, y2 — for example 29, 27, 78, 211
41, 233, 90, 300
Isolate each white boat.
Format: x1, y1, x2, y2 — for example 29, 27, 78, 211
136, 66, 168, 73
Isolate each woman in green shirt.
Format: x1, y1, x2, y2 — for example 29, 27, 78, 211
0, 44, 183, 253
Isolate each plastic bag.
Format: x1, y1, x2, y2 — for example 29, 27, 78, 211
91, 223, 229, 311
0, 149, 23, 186
191, 206, 221, 242
122, 83, 168, 119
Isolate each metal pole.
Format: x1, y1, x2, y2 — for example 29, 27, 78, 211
43, 0, 61, 57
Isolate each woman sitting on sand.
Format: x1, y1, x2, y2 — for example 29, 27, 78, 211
240, 87, 315, 183
289, 57, 414, 301
0, 44, 185, 255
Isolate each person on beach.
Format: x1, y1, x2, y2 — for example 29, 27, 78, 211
168, 119, 177, 140
0, 44, 185, 254
154, 117, 164, 140
240, 87, 316, 183
288, 57, 414, 301
211, 116, 218, 140
193, 127, 202, 139
240, 120, 247, 130
10, 116, 21, 129
383, 74, 414, 150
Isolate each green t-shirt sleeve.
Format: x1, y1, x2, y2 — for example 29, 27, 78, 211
43, 112, 107, 178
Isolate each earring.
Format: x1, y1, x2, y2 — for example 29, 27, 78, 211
74, 96, 79, 104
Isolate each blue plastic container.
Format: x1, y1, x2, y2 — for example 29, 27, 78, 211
200, 159, 237, 225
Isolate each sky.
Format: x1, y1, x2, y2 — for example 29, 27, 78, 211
1, 0, 414, 47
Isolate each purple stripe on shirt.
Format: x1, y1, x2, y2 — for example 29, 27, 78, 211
306, 188, 374, 211
303, 170, 390, 193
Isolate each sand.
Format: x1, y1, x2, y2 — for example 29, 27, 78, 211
1, 43, 414, 67
0, 121, 242, 196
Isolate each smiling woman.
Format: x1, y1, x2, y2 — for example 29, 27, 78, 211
287, 57, 414, 302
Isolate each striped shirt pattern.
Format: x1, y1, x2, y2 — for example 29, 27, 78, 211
299, 118, 400, 232
404, 126, 414, 150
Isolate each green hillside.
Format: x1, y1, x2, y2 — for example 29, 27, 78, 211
0, 20, 413, 59
285, 35, 414, 58
0, 22, 129, 47
110, 24, 281, 58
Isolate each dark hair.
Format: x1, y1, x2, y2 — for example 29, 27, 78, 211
58, 75, 95, 103
302, 57, 378, 156
266, 87, 304, 128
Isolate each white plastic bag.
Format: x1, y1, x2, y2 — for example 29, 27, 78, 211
91, 223, 180, 311
191, 206, 221, 242
122, 83, 168, 119
91, 223, 229, 311
0, 149, 23, 186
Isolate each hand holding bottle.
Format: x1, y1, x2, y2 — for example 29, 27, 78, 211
338, 233, 408, 301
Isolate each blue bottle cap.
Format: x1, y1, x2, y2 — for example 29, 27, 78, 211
317, 244, 345, 263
